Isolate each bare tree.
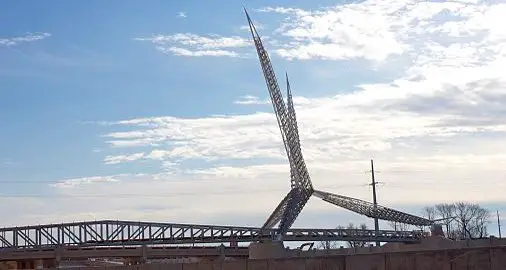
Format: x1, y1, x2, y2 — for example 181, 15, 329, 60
422, 206, 437, 220
435, 203, 457, 236
454, 202, 490, 239
388, 221, 410, 231
424, 202, 490, 239
345, 223, 370, 248
317, 223, 371, 249
316, 239, 338, 250
415, 206, 438, 231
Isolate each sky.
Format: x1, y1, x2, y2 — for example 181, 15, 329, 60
1, 0, 506, 236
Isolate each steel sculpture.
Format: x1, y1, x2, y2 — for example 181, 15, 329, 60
244, 9, 433, 239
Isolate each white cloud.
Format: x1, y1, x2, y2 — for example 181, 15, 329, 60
135, 0, 506, 63
177, 12, 187, 18
234, 95, 270, 105
260, 0, 506, 62
103, 112, 285, 161
256, 7, 310, 16
0, 32, 51, 46
239, 21, 265, 31
100, 0, 506, 211
36, 172, 293, 226
160, 47, 241, 57
102, 83, 506, 164
1, 158, 15, 166
27, 154, 506, 228
5, 0, 506, 228
51, 175, 123, 189
104, 153, 145, 164
135, 33, 250, 57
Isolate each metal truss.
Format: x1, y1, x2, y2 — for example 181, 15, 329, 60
313, 190, 433, 226
0, 220, 426, 250
0, 220, 267, 249
262, 190, 291, 229
245, 10, 313, 237
244, 9, 434, 233
245, 11, 313, 192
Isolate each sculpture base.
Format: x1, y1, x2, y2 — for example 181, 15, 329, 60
249, 240, 287, 259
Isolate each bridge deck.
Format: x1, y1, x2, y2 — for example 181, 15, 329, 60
0, 220, 427, 250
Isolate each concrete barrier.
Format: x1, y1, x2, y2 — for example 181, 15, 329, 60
5, 239, 506, 270
37, 246, 503, 270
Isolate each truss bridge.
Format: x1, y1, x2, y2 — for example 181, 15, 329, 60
0, 220, 426, 251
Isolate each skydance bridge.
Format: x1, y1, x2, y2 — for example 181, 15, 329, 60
1, 10, 433, 257
243, 9, 432, 237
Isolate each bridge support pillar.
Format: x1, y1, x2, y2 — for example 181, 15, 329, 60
141, 245, 148, 263
16, 260, 34, 269
0, 261, 16, 270
34, 259, 43, 269
54, 247, 62, 267
216, 244, 226, 262
249, 240, 287, 259
42, 259, 58, 269
13, 259, 56, 269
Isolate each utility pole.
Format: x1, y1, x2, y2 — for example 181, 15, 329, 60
370, 159, 380, 247
497, 210, 502, 238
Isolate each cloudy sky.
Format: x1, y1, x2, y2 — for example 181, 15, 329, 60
1, 0, 505, 235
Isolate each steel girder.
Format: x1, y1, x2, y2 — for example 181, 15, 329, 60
313, 190, 433, 226
0, 220, 426, 250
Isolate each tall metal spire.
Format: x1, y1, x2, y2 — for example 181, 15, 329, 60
244, 9, 433, 238
286, 72, 303, 186
244, 9, 313, 237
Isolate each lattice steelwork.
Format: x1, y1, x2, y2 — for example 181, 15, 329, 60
245, 10, 313, 237
313, 190, 433, 226
244, 9, 434, 236
0, 220, 426, 250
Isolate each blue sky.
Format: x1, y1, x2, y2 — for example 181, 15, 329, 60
1, 0, 365, 183
1, 1, 375, 190
1, 0, 506, 236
